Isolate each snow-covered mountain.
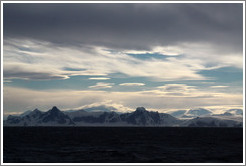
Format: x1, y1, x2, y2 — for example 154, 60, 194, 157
3, 106, 243, 127
168, 108, 212, 118
19, 110, 33, 117
4, 107, 74, 126
169, 108, 232, 119
159, 113, 182, 126
183, 116, 243, 127
225, 109, 243, 116
68, 111, 122, 126
65, 107, 180, 126
186, 108, 212, 117
120, 107, 162, 126
65, 109, 104, 119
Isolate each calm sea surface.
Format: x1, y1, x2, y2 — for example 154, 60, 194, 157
3, 127, 243, 163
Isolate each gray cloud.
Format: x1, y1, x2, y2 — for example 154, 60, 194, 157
3, 70, 67, 80
3, 3, 243, 53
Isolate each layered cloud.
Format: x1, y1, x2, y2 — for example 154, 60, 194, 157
3, 38, 243, 83
3, 38, 208, 82
3, 86, 243, 114
143, 84, 233, 98
119, 83, 145, 86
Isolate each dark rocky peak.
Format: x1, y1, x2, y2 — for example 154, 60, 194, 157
28, 108, 43, 118
33, 108, 41, 113
133, 107, 154, 116
41, 106, 74, 124
135, 107, 147, 113
50, 106, 60, 113
46, 106, 64, 118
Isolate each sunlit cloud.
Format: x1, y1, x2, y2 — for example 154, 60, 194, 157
119, 83, 145, 86
88, 77, 111, 80
210, 86, 229, 88
123, 45, 183, 56
89, 82, 114, 89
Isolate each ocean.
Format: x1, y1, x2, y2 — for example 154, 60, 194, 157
3, 127, 243, 163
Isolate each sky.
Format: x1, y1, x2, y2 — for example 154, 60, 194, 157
2, 3, 244, 116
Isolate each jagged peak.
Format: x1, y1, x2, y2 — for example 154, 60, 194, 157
50, 106, 61, 112
23, 109, 41, 117
52, 106, 58, 109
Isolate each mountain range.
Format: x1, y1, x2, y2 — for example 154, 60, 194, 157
4, 106, 243, 127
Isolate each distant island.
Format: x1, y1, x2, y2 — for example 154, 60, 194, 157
4, 106, 243, 127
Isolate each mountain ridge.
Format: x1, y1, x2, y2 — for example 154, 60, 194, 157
3, 106, 243, 127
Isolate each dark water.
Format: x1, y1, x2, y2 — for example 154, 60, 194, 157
3, 127, 243, 163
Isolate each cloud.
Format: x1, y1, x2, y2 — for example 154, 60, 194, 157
3, 79, 12, 83
3, 86, 243, 114
210, 86, 229, 88
3, 62, 69, 80
4, 38, 243, 84
143, 83, 239, 100
2, 3, 243, 117
88, 77, 111, 80
72, 100, 133, 113
157, 84, 197, 95
3, 4, 243, 82
3, 38, 212, 82
3, 86, 108, 113
119, 83, 145, 86
89, 82, 114, 89
3, 3, 243, 55
123, 45, 183, 56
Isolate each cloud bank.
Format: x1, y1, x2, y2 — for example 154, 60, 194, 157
4, 3, 243, 54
